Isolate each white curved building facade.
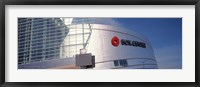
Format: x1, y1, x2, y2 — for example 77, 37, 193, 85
60, 18, 158, 69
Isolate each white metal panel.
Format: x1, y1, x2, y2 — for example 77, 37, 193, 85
61, 23, 157, 69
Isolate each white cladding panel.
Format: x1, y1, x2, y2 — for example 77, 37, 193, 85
61, 24, 157, 69
86, 24, 157, 69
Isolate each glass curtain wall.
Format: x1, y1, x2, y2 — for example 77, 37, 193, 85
18, 18, 68, 64
60, 18, 92, 58
18, 18, 113, 65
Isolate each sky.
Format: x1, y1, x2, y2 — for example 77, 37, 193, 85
114, 18, 182, 69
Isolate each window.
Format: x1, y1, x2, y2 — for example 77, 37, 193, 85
114, 60, 119, 66
113, 59, 128, 67
119, 59, 128, 67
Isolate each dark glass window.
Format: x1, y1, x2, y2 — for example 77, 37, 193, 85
114, 60, 119, 66
114, 59, 128, 67
119, 59, 128, 67
18, 53, 24, 55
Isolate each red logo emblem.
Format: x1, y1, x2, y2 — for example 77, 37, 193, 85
111, 36, 120, 47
